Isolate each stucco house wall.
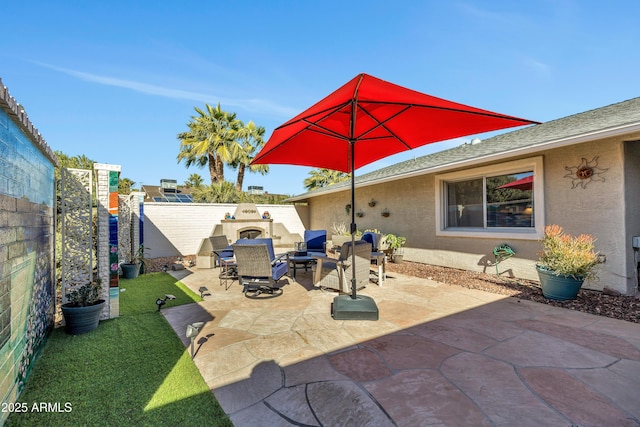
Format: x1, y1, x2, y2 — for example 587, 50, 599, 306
624, 139, 640, 294
302, 113, 640, 295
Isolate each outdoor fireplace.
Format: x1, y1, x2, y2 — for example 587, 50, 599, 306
239, 228, 262, 239
221, 203, 273, 241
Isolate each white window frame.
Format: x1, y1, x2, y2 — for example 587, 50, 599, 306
435, 156, 545, 240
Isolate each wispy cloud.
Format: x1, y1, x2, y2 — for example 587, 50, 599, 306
33, 61, 299, 118
519, 55, 552, 77
455, 2, 522, 27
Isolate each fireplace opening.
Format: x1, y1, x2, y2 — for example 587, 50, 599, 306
239, 229, 263, 239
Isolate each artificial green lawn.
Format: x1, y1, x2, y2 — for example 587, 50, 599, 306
7, 272, 232, 426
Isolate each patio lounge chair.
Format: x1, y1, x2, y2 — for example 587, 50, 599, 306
196, 235, 232, 268
304, 229, 327, 257
232, 243, 289, 298
313, 240, 371, 293
210, 235, 233, 267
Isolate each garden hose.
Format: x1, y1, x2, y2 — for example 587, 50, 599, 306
493, 244, 515, 276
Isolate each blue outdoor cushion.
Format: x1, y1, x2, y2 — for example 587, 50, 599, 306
304, 230, 327, 253
271, 261, 289, 280
361, 232, 379, 252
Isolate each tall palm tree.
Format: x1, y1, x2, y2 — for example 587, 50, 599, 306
192, 181, 240, 203
185, 173, 204, 189
118, 178, 136, 194
304, 168, 349, 190
230, 121, 269, 191
176, 103, 241, 184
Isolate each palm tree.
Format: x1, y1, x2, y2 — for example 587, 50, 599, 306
231, 121, 269, 191
304, 168, 349, 190
192, 181, 241, 203
176, 103, 241, 184
185, 173, 204, 189
118, 178, 136, 194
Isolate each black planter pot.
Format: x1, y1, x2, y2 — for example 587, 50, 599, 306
121, 263, 139, 279
61, 300, 106, 335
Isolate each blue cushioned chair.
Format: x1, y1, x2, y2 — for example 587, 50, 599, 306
232, 242, 288, 298
361, 232, 379, 252
304, 230, 327, 257
234, 238, 286, 262
209, 235, 233, 267
361, 232, 386, 284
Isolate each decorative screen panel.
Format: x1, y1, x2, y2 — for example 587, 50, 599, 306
60, 168, 93, 304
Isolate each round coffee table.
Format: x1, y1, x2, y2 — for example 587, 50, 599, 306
288, 255, 316, 281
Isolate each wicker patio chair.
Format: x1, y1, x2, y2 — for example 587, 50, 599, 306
210, 235, 232, 267
313, 240, 371, 293
232, 243, 288, 298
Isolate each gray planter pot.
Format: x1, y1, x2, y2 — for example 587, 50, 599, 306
121, 263, 139, 279
61, 300, 106, 335
536, 265, 584, 300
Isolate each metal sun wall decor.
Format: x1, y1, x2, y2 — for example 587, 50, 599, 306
564, 156, 608, 189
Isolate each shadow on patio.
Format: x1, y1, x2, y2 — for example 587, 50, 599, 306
163, 266, 640, 426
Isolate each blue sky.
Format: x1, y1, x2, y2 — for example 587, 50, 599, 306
2, 1, 638, 195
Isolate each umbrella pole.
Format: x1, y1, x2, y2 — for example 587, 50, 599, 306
330, 95, 378, 321
350, 139, 357, 300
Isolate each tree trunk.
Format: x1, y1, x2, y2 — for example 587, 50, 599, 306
215, 157, 225, 183
236, 164, 246, 191
208, 153, 218, 184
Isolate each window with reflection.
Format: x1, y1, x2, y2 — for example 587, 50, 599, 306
445, 171, 534, 229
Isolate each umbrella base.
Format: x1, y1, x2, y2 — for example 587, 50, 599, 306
332, 295, 379, 321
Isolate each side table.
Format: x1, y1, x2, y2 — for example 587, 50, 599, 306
287, 254, 316, 281
219, 257, 237, 290
371, 251, 386, 286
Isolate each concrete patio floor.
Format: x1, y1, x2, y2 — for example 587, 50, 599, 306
163, 266, 640, 426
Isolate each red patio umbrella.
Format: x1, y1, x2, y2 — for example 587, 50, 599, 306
497, 175, 534, 191
252, 73, 539, 319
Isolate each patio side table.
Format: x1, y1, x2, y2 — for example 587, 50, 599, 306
219, 257, 237, 290
287, 254, 317, 281
371, 251, 386, 286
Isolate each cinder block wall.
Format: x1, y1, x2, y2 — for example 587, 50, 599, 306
0, 79, 57, 422
143, 203, 307, 257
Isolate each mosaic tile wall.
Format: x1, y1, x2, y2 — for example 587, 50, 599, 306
0, 100, 56, 422
95, 164, 121, 319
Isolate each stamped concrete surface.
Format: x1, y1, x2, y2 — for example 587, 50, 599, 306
164, 266, 640, 426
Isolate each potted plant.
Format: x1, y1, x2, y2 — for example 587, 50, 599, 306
536, 224, 601, 300
384, 233, 406, 263
61, 280, 106, 335
121, 246, 148, 278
